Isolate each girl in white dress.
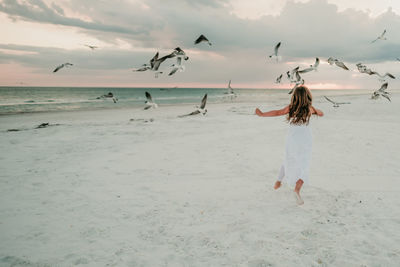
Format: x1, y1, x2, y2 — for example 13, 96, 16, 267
255, 86, 323, 205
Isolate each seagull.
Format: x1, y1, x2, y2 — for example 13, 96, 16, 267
286, 66, 300, 82
275, 74, 283, 84
288, 79, 305, 94
144, 91, 158, 109
224, 80, 236, 99
324, 96, 350, 108
269, 42, 281, 61
356, 63, 376, 75
53, 63, 73, 73
327, 57, 348, 70
99, 92, 118, 103
132, 64, 151, 72
356, 63, 395, 81
371, 83, 390, 102
371, 29, 387, 43
298, 57, 319, 73
179, 94, 208, 117
84, 44, 98, 50
171, 47, 189, 60
169, 57, 185, 76
150, 52, 176, 71
194, 34, 212, 46
374, 72, 396, 82
133, 51, 175, 77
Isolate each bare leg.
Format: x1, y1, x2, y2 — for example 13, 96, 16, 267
274, 165, 285, 190
294, 179, 304, 205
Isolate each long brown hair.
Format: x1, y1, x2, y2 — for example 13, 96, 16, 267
287, 86, 312, 125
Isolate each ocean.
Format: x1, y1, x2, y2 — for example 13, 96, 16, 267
0, 87, 369, 115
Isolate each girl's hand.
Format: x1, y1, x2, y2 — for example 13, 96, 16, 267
255, 108, 263, 116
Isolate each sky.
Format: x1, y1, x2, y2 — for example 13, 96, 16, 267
0, 0, 400, 89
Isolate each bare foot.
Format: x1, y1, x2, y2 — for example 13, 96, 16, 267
293, 191, 304, 205
274, 181, 281, 190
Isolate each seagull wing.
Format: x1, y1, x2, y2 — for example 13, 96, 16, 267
150, 52, 159, 68
384, 73, 396, 79
381, 93, 391, 102
168, 68, 179, 76
379, 83, 388, 92
335, 61, 349, 70
298, 68, 313, 74
314, 57, 320, 68
381, 29, 387, 38
274, 42, 281, 56
324, 96, 336, 104
145, 91, 153, 103
200, 94, 207, 109
195, 34, 206, 44
53, 64, 64, 72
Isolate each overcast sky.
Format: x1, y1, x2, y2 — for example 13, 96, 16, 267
0, 0, 399, 89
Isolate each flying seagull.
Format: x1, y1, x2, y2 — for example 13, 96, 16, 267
324, 96, 350, 108
286, 66, 300, 82
53, 63, 73, 73
179, 94, 208, 117
288, 79, 305, 95
375, 72, 396, 82
133, 51, 175, 77
269, 42, 281, 61
194, 34, 212, 46
171, 47, 189, 60
169, 57, 185, 76
298, 57, 320, 73
371, 83, 391, 102
275, 74, 283, 84
144, 91, 158, 109
327, 57, 349, 70
84, 44, 98, 50
371, 29, 387, 43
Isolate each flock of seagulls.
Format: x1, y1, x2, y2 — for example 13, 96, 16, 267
51, 29, 396, 112
144, 90, 208, 117
270, 29, 396, 104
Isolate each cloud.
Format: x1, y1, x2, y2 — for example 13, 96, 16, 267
0, 0, 145, 34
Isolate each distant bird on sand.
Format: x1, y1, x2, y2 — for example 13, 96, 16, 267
179, 94, 208, 117
324, 96, 350, 108
275, 74, 283, 83
144, 91, 158, 109
53, 63, 73, 73
371, 83, 391, 102
371, 29, 387, 43
269, 42, 281, 61
194, 34, 212, 46
298, 57, 319, 73
84, 44, 98, 50
224, 80, 236, 99
327, 57, 349, 70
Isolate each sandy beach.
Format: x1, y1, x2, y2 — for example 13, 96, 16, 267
1, 92, 400, 266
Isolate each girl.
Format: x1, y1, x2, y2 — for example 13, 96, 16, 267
255, 86, 323, 205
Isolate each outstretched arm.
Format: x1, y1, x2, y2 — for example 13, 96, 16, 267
311, 106, 324, 116
255, 105, 289, 117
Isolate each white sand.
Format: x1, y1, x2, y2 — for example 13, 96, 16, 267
1, 92, 400, 266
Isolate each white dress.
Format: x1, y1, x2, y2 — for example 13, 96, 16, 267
277, 123, 312, 186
